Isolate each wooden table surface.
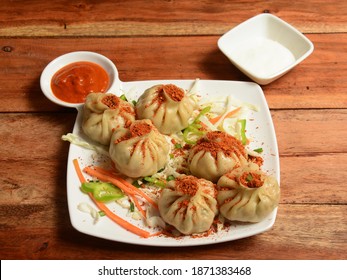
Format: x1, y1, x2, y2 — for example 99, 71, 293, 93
0, 0, 346, 260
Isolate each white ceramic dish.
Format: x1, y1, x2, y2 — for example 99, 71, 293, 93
66, 79, 280, 246
218, 13, 314, 85
40, 51, 120, 107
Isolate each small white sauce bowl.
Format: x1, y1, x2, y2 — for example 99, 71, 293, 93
40, 51, 120, 107
218, 13, 314, 85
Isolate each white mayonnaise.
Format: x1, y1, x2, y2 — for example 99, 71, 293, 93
230, 37, 295, 77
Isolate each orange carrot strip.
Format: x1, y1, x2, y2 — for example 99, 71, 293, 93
73, 159, 86, 183
116, 177, 158, 210
86, 167, 147, 217
93, 165, 121, 178
83, 167, 146, 217
88, 193, 150, 238
86, 166, 158, 210
129, 194, 147, 218
84, 166, 137, 196
209, 107, 241, 124
73, 159, 150, 238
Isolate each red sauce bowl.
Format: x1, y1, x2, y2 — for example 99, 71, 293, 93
40, 51, 120, 108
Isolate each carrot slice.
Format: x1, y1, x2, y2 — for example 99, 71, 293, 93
209, 107, 241, 124
72, 159, 151, 238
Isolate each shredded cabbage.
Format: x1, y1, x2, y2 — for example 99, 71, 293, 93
199, 115, 218, 131
120, 86, 138, 105
77, 202, 100, 224
197, 94, 260, 142
62, 133, 109, 156
187, 78, 200, 96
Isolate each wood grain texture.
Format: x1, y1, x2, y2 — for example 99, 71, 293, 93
1, 0, 346, 261
0, 113, 75, 161
0, 110, 346, 259
0, 0, 346, 36
0, 112, 346, 207
0, 205, 345, 260
1, 34, 346, 112
1, 154, 346, 210
272, 109, 347, 155
1, 109, 346, 158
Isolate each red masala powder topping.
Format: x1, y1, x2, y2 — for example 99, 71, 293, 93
101, 95, 120, 109
249, 155, 264, 167
130, 121, 152, 137
147, 84, 184, 115
178, 199, 190, 209
114, 121, 153, 145
163, 84, 184, 101
102, 94, 135, 128
176, 176, 199, 196
239, 172, 263, 188
193, 131, 246, 159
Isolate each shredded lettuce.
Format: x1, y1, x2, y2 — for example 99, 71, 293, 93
62, 133, 109, 156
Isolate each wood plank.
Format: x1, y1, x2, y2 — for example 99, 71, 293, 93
0, 205, 345, 259
0, 0, 346, 36
0, 154, 346, 216
0, 113, 75, 161
272, 109, 347, 155
280, 154, 347, 204
0, 34, 346, 112
1, 111, 346, 205
1, 109, 347, 160
1, 155, 346, 209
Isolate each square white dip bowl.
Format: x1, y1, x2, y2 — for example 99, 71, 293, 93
218, 13, 314, 85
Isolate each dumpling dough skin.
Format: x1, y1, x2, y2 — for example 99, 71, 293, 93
158, 175, 218, 235
82, 92, 135, 145
217, 163, 280, 223
109, 119, 170, 178
136, 84, 197, 135
188, 131, 248, 182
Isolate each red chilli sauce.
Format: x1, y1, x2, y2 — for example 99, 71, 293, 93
51, 61, 110, 103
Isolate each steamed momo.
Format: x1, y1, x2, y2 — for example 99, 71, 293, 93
188, 131, 248, 182
109, 119, 170, 178
136, 84, 197, 135
158, 175, 218, 235
217, 163, 280, 223
82, 92, 135, 145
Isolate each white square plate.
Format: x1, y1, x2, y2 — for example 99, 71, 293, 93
66, 79, 280, 246
218, 14, 314, 85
